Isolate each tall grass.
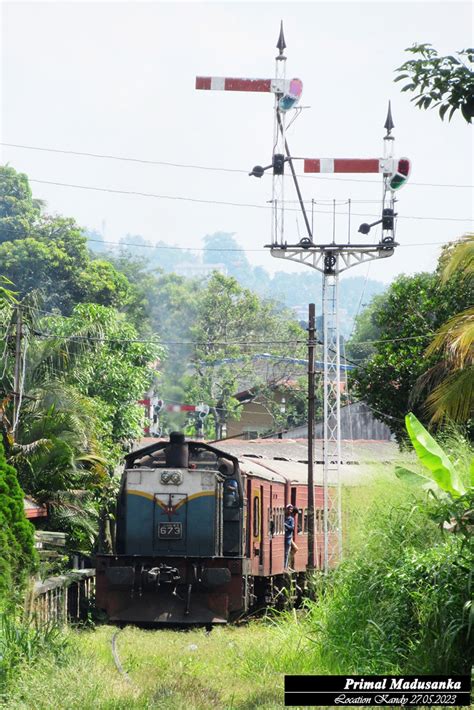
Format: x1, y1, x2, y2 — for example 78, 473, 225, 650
0, 610, 68, 700
300, 463, 473, 675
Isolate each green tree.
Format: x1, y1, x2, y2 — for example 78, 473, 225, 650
395, 44, 474, 123
42, 303, 162, 445
184, 273, 307, 437
417, 235, 474, 424
0, 301, 162, 552
0, 166, 41, 242
350, 265, 472, 442
203, 232, 251, 280
0, 167, 134, 314
346, 293, 386, 363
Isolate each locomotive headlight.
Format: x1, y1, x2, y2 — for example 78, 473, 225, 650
160, 470, 183, 485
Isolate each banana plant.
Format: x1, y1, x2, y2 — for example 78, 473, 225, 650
395, 412, 470, 497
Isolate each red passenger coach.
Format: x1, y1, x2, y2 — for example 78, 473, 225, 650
216, 439, 338, 606
240, 459, 335, 570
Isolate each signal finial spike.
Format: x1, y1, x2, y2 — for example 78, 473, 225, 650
384, 100, 395, 135
276, 21, 286, 59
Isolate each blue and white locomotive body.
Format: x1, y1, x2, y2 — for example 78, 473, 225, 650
96, 433, 246, 624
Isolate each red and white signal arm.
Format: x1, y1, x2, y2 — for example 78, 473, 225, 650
196, 76, 303, 111
304, 158, 388, 174
303, 156, 411, 189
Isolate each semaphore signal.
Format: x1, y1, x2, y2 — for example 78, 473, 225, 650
195, 22, 411, 573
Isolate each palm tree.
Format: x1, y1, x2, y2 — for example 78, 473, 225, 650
418, 234, 473, 424
0, 301, 108, 553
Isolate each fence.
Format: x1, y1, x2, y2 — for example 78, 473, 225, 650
27, 569, 96, 625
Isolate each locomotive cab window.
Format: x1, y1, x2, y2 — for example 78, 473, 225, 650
223, 479, 239, 508
253, 496, 260, 537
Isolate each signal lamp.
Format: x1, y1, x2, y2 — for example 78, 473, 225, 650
273, 153, 285, 175
382, 208, 395, 231
389, 157, 411, 191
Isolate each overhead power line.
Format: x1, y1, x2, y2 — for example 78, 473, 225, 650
27, 178, 474, 223
2, 141, 473, 189
86, 237, 464, 251
0, 223, 462, 250
1, 320, 432, 348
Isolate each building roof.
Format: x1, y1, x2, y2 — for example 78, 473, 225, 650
213, 438, 402, 463
137, 437, 412, 486
24, 497, 48, 519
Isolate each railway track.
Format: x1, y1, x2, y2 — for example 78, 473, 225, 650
111, 628, 133, 685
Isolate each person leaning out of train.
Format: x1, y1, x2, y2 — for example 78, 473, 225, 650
284, 504, 296, 570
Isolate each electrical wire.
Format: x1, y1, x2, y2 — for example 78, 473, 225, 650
2, 141, 473, 189
26, 178, 473, 223
87, 237, 470, 250
18, 323, 433, 348
0, 224, 465, 251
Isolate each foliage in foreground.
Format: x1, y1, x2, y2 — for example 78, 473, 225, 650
395, 43, 474, 123
306, 514, 472, 674
0, 611, 67, 700
305, 423, 473, 675
4, 622, 307, 709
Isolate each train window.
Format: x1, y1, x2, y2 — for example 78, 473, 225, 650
316, 509, 323, 533
297, 508, 303, 534
253, 496, 260, 537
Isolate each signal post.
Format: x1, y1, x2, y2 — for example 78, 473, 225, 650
195, 23, 410, 572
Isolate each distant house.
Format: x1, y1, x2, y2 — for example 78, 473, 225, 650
227, 400, 393, 442
174, 263, 227, 279
274, 401, 393, 441
24, 497, 47, 521
226, 383, 296, 439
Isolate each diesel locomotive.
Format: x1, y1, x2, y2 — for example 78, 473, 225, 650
96, 432, 334, 624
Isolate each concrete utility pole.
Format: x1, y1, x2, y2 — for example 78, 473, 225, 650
307, 303, 316, 570
12, 304, 22, 432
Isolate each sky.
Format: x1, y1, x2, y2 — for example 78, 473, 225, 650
1, 0, 473, 285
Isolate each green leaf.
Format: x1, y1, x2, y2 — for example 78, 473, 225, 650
395, 466, 432, 486
439, 104, 450, 120
394, 74, 410, 82
405, 413, 465, 496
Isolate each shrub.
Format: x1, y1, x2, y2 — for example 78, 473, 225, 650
305, 496, 473, 674
0, 441, 36, 602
